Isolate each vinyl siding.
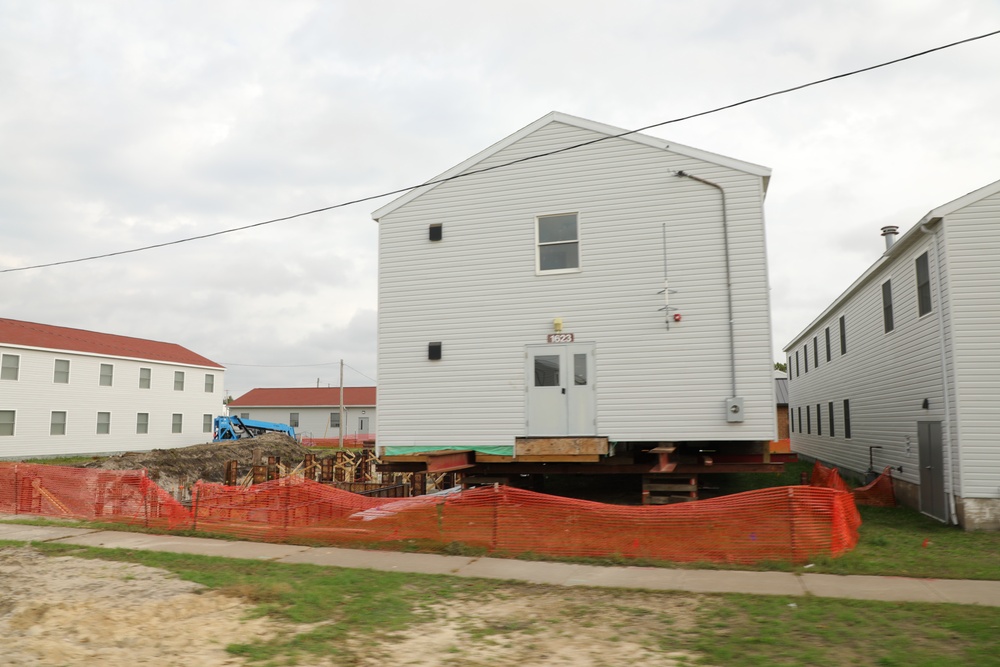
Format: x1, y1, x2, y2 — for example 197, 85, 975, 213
0, 346, 224, 458
785, 233, 952, 488
945, 189, 1000, 498
377, 120, 775, 450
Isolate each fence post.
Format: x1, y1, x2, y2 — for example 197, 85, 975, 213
788, 486, 798, 563
192, 484, 200, 533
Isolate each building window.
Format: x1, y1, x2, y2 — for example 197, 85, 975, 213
100, 363, 114, 386
816, 403, 822, 435
54, 359, 70, 384
174, 371, 185, 391
839, 316, 847, 355
240, 412, 250, 419
289, 412, 300, 428
203, 414, 213, 433
0, 410, 14, 436
536, 213, 579, 272
882, 280, 894, 333
787, 356, 792, 380
172, 413, 183, 434
797, 407, 802, 433
330, 412, 341, 428
806, 405, 811, 434
429, 224, 443, 241
825, 327, 831, 362
916, 252, 932, 316
137, 413, 149, 434
789, 407, 794, 433
813, 336, 819, 368
1, 354, 19, 381
50, 411, 67, 436
795, 351, 800, 377
139, 367, 151, 389
204, 374, 214, 392
804, 344, 809, 373
97, 412, 111, 435
828, 401, 835, 437
843, 399, 852, 439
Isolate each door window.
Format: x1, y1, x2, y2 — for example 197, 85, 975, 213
534, 355, 560, 386
574, 353, 588, 385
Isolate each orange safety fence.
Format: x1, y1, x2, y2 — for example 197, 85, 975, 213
1, 461, 862, 564
810, 461, 896, 507
0, 462, 189, 529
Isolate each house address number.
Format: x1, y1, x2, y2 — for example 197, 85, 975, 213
547, 333, 575, 343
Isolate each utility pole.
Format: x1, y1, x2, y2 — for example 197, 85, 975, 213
338, 359, 345, 448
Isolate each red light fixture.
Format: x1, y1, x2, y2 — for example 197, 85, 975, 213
673, 313, 682, 322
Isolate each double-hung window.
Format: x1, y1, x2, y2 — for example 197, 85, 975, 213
536, 213, 579, 273
174, 371, 185, 391
51, 411, 67, 436
882, 280, 894, 333
1, 354, 19, 381
100, 363, 114, 386
54, 359, 70, 383
916, 252, 932, 316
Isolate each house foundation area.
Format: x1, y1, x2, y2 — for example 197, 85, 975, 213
378, 438, 794, 505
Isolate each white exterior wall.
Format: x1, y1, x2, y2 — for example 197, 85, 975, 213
945, 189, 1000, 499
232, 406, 376, 440
0, 346, 224, 458
377, 119, 775, 451
784, 232, 953, 493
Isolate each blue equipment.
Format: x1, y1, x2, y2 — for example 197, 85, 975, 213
213, 415, 296, 441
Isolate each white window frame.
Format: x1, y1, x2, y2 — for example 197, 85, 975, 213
53, 359, 70, 384
1, 354, 19, 381
97, 411, 111, 435
139, 367, 151, 389
172, 413, 183, 433
330, 412, 341, 428
203, 413, 213, 433
50, 411, 67, 436
535, 212, 581, 275
0, 410, 14, 436
174, 371, 185, 391
99, 363, 114, 387
289, 412, 299, 428
204, 373, 214, 392
137, 412, 149, 434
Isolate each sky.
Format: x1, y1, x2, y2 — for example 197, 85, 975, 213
2, 1, 999, 399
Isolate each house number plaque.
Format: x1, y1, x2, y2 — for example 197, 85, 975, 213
547, 333, 575, 343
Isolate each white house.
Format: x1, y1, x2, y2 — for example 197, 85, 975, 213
228, 387, 376, 443
784, 178, 1000, 530
372, 111, 776, 465
0, 318, 225, 458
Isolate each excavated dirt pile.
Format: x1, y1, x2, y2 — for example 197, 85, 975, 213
78, 433, 312, 497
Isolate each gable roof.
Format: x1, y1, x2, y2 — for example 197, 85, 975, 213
229, 387, 377, 408
0, 318, 224, 368
784, 177, 1000, 351
371, 111, 771, 221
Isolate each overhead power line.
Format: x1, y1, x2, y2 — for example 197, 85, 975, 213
3, 27, 998, 275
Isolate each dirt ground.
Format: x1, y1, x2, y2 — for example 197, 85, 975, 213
0, 546, 705, 667
77, 433, 313, 498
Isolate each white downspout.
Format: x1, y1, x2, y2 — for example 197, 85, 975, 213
921, 221, 959, 525
676, 170, 737, 399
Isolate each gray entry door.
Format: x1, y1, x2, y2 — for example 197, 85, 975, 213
358, 416, 369, 434
918, 421, 947, 522
526, 343, 596, 436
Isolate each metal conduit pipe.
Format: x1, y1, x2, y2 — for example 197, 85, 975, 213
920, 221, 959, 525
676, 170, 737, 398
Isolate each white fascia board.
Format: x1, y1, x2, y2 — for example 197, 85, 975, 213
0, 343, 224, 370
371, 111, 772, 221
917, 177, 1000, 224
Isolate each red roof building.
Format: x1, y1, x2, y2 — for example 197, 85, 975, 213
230, 387, 375, 407
0, 318, 223, 368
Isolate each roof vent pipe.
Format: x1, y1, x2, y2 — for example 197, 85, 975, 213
881, 225, 899, 250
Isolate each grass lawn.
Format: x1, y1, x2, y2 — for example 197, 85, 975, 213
21, 542, 1000, 667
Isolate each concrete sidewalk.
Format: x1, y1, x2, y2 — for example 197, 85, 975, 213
1, 519, 997, 607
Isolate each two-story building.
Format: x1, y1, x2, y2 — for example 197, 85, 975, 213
784, 178, 1000, 530
372, 112, 779, 495
0, 318, 225, 458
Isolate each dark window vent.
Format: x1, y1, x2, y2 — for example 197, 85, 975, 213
428, 342, 442, 360
429, 224, 443, 242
